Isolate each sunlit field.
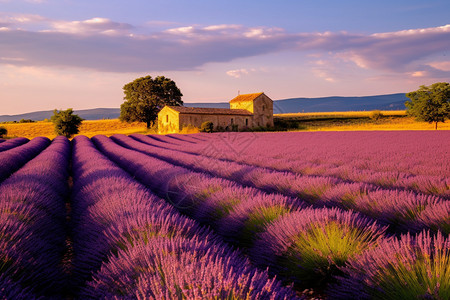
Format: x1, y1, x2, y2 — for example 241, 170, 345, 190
276, 110, 407, 119
1, 119, 148, 139
1, 131, 449, 299
275, 110, 450, 131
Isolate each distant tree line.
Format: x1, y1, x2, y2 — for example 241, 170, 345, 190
1, 119, 36, 124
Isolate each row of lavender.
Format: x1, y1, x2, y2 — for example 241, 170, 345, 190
171, 131, 450, 177
0, 137, 296, 298
150, 132, 450, 198
0, 137, 50, 183
0, 136, 69, 298
92, 134, 450, 298
72, 135, 296, 299
0, 134, 449, 298
114, 134, 449, 235
0, 137, 29, 153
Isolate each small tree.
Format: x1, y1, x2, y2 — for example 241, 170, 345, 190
0, 127, 7, 138
405, 82, 450, 130
370, 110, 383, 120
120, 75, 183, 128
51, 109, 83, 138
200, 121, 214, 133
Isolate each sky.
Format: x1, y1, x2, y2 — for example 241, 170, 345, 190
1, 0, 449, 115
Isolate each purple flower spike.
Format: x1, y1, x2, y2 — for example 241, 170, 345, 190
82, 237, 300, 300
417, 201, 450, 234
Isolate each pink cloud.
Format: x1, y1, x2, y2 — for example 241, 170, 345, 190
0, 14, 448, 77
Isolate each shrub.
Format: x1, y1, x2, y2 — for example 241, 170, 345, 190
179, 124, 200, 134
370, 110, 383, 120
0, 126, 7, 138
200, 121, 213, 133
51, 108, 83, 138
19, 119, 35, 123
145, 123, 158, 134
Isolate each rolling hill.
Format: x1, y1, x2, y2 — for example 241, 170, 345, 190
0, 93, 408, 122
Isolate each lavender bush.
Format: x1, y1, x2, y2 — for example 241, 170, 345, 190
0, 136, 70, 297
332, 231, 450, 300
0, 137, 29, 152
252, 207, 387, 290
0, 136, 50, 183
82, 237, 299, 299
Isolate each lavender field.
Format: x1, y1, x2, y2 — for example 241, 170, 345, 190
0, 131, 449, 299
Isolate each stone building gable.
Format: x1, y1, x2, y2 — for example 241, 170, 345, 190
229, 92, 264, 104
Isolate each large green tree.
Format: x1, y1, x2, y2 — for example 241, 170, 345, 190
51, 108, 83, 138
120, 75, 183, 128
405, 82, 450, 130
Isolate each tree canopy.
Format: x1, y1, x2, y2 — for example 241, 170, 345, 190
120, 75, 183, 128
405, 82, 450, 130
51, 108, 83, 138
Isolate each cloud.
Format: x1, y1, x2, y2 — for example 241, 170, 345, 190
427, 61, 450, 71
334, 25, 450, 73
226, 69, 249, 78
47, 17, 134, 35
226, 67, 268, 78
0, 14, 449, 76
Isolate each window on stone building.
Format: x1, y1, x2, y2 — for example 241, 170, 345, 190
231, 118, 234, 124
245, 118, 248, 126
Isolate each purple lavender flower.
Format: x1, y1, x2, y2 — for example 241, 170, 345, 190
353, 189, 442, 231
82, 237, 300, 299
416, 201, 450, 234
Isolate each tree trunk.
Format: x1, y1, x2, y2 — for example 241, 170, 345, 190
146, 120, 151, 129
435, 122, 438, 130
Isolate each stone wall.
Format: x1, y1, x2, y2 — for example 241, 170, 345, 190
253, 94, 274, 127
179, 114, 253, 131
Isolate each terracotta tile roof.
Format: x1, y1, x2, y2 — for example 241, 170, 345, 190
229, 92, 264, 103
166, 106, 253, 116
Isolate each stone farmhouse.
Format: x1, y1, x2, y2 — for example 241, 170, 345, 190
158, 92, 274, 133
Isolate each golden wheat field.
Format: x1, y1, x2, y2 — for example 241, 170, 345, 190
275, 110, 450, 131
1, 119, 149, 139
